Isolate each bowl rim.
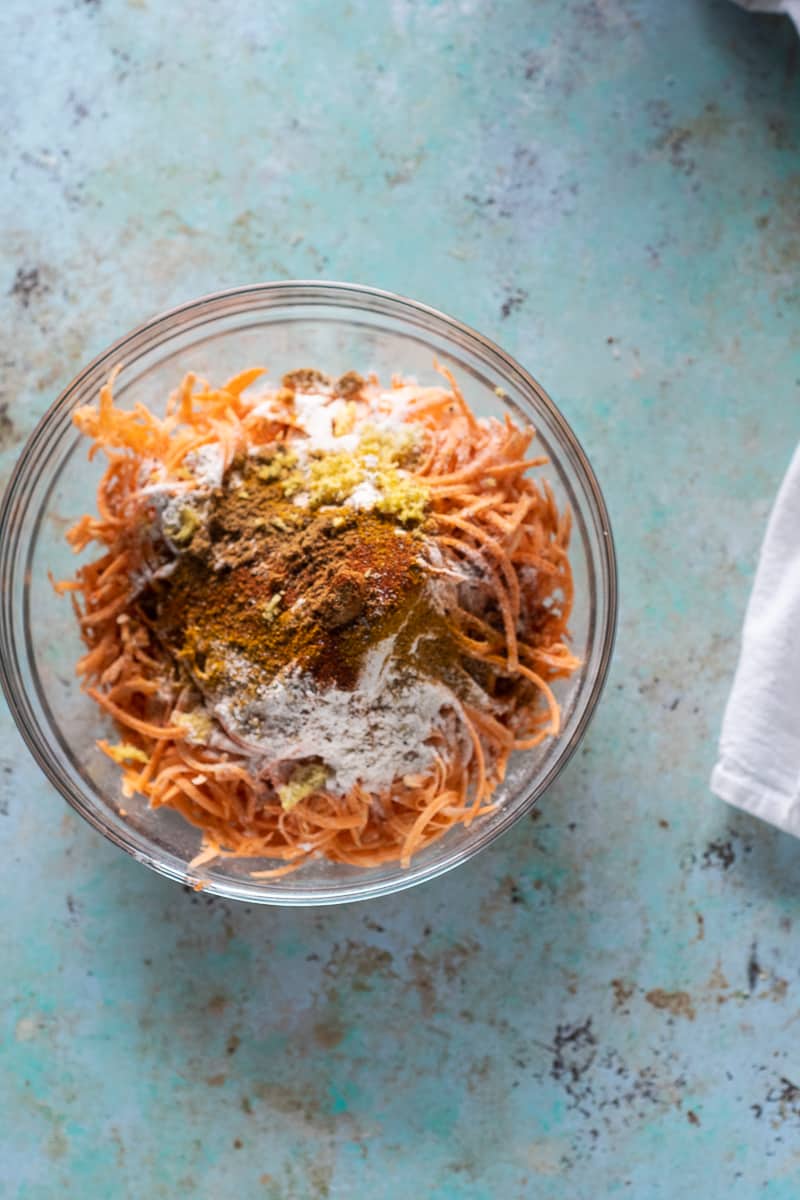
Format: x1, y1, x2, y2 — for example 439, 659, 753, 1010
0, 279, 618, 905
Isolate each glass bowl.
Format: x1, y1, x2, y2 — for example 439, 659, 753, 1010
0, 282, 616, 905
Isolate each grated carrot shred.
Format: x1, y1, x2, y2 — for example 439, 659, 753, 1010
57, 365, 576, 876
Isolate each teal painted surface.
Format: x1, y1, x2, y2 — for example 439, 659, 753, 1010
2, 1, 800, 1195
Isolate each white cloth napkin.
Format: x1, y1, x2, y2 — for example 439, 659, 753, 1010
711, 447, 800, 835
732, 0, 800, 32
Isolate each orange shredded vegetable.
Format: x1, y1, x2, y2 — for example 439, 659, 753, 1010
59, 367, 578, 874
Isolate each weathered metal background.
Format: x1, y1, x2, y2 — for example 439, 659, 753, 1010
2, 1, 800, 1195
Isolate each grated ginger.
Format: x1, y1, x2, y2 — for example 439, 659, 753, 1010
280, 423, 428, 522
173, 709, 214, 742
277, 762, 329, 811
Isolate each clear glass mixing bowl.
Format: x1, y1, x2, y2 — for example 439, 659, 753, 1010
0, 282, 617, 904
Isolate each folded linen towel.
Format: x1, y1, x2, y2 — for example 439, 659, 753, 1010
711, 447, 800, 835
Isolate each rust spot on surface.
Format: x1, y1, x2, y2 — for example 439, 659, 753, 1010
769, 977, 789, 1002
703, 839, 735, 870
313, 1016, 347, 1049
0, 402, 16, 449
323, 941, 396, 1002
645, 989, 695, 1020
706, 962, 729, 993
408, 950, 437, 1016
760, 174, 800, 271
687, 1109, 700, 1126
407, 938, 480, 1015
466, 1056, 492, 1093
763, 1076, 800, 1126
205, 1073, 227, 1087
46, 1128, 68, 1160
385, 149, 426, 187
502, 875, 525, 905
500, 287, 528, 319
610, 978, 635, 1012
747, 942, 761, 993
653, 103, 733, 178
9, 266, 48, 307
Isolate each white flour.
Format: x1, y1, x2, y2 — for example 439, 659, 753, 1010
292, 392, 356, 454
290, 388, 416, 454
183, 443, 226, 489
346, 479, 382, 510
211, 637, 450, 793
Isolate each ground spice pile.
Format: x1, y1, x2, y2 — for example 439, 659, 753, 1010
144, 458, 439, 696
